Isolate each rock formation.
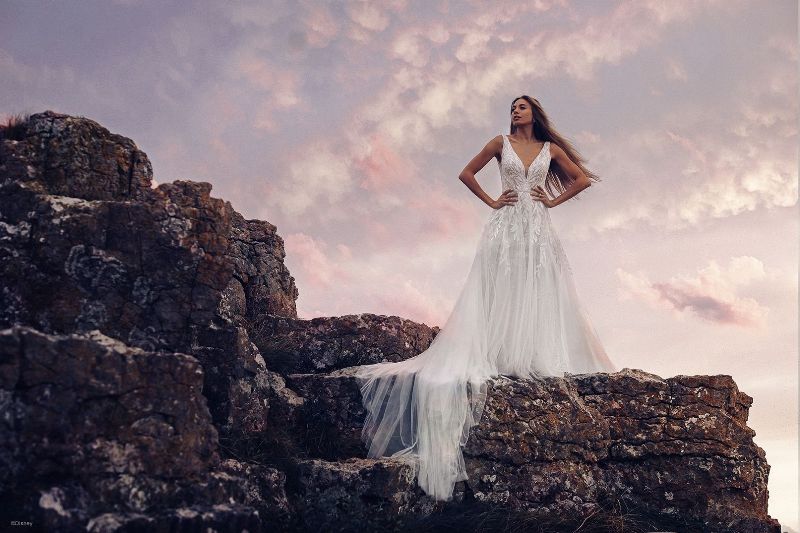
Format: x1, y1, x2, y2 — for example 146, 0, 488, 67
0, 111, 782, 532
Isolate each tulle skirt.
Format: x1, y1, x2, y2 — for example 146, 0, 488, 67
355, 199, 617, 501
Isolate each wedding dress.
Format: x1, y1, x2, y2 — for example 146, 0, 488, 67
355, 134, 617, 501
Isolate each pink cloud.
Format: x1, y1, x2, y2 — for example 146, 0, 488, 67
345, 1, 391, 32
617, 256, 771, 328
271, 141, 355, 217
354, 133, 413, 191
252, 103, 277, 132
343, 1, 721, 161
363, 218, 392, 245
665, 57, 689, 82
665, 130, 709, 168
650, 282, 764, 326
209, 136, 237, 165
406, 183, 479, 239
572, 117, 797, 237
303, 3, 340, 48
373, 278, 450, 327
233, 56, 300, 132
284, 232, 354, 290
202, 86, 248, 138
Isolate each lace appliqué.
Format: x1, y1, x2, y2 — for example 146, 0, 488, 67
489, 136, 555, 276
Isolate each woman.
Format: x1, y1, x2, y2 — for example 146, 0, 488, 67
355, 95, 617, 501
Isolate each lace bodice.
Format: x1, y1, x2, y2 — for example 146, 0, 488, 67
488, 134, 568, 275
499, 134, 551, 195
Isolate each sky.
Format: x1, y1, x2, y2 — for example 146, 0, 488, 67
1, 0, 797, 528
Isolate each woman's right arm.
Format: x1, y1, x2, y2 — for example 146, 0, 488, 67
458, 135, 517, 209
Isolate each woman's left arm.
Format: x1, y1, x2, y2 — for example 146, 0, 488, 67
531, 143, 592, 208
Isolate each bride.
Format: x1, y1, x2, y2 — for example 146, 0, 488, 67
355, 95, 618, 501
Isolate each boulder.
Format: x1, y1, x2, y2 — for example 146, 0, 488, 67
0, 325, 290, 531
283, 367, 779, 533
290, 457, 438, 531
0, 111, 298, 440
0, 325, 219, 487
252, 312, 440, 374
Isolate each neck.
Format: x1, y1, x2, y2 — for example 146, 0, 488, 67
512, 124, 535, 141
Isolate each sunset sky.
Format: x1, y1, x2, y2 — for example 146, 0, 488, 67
1, 0, 797, 527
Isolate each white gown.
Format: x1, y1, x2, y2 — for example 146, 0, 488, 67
355, 134, 617, 501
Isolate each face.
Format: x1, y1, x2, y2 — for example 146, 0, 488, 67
511, 99, 533, 126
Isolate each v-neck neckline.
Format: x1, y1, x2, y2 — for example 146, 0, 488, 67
505, 135, 548, 175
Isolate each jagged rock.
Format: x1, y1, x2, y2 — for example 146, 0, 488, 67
84, 505, 263, 533
0, 111, 299, 439
0, 110, 153, 201
252, 312, 440, 374
0, 110, 298, 334
290, 457, 439, 531
258, 370, 306, 459
79, 460, 289, 532
0, 326, 290, 531
282, 367, 780, 533
568, 371, 773, 532
0, 325, 219, 488
465, 375, 611, 463
41, 459, 290, 532
188, 322, 273, 437
286, 368, 368, 460
223, 210, 298, 322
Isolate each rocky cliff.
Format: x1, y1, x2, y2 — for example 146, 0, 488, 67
0, 111, 782, 532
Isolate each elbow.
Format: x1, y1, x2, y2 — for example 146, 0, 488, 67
573, 172, 591, 191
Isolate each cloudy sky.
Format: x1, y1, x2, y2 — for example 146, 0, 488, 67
1, 0, 797, 527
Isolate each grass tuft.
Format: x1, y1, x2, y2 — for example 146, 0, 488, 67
0, 112, 31, 141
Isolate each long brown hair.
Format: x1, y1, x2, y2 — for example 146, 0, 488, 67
509, 95, 601, 201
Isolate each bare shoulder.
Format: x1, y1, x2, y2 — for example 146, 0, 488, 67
489, 134, 504, 155
547, 141, 562, 155
547, 142, 584, 175
489, 134, 504, 149
547, 141, 567, 162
